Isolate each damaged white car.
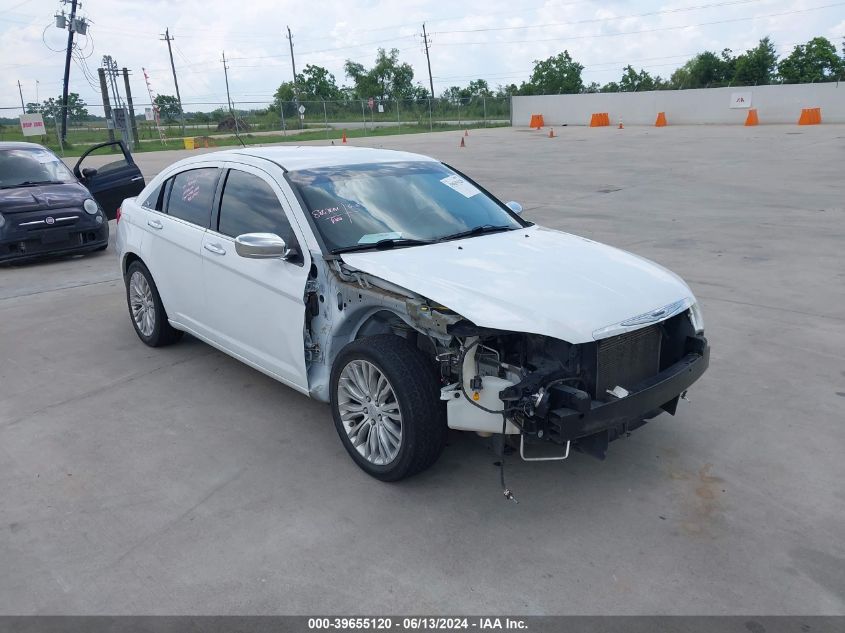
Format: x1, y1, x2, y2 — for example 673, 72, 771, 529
115, 147, 709, 483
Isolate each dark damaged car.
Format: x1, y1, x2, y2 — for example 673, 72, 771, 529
0, 141, 144, 263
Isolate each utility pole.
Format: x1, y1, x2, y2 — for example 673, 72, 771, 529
286, 25, 302, 129
102, 56, 123, 109
97, 67, 115, 143
59, 0, 79, 142
221, 51, 233, 112
122, 68, 139, 149
286, 26, 298, 96
221, 50, 239, 134
422, 23, 434, 100
17, 80, 25, 113
161, 28, 185, 135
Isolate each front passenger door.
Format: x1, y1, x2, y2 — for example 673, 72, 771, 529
201, 166, 310, 391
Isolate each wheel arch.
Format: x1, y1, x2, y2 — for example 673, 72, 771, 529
122, 250, 143, 276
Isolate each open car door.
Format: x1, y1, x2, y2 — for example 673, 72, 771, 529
73, 141, 145, 220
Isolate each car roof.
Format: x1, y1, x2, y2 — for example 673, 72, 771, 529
194, 145, 438, 172
0, 141, 52, 151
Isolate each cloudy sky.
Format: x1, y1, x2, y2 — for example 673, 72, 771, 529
1, 0, 843, 113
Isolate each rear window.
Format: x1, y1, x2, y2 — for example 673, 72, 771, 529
165, 168, 219, 227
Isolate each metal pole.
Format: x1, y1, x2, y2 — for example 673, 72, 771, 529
17, 80, 25, 113
60, 0, 78, 142
483, 97, 487, 127
361, 99, 367, 136
397, 99, 401, 132
97, 67, 116, 143
428, 98, 433, 131
323, 100, 328, 140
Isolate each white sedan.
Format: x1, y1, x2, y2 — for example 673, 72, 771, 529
116, 146, 709, 481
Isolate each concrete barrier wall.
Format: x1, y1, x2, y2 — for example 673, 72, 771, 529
512, 82, 845, 126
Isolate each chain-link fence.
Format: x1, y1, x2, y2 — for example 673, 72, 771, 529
0, 97, 511, 156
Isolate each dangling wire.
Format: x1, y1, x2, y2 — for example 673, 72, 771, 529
457, 338, 518, 502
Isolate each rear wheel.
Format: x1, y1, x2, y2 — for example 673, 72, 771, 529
330, 334, 446, 481
125, 260, 183, 347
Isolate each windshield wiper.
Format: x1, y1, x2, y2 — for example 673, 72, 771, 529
0, 180, 62, 189
436, 224, 515, 243
332, 237, 434, 254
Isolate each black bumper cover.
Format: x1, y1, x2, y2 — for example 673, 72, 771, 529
0, 224, 108, 263
547, 337, 710, 442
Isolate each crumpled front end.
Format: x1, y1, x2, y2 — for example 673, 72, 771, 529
436, 306, 709, 460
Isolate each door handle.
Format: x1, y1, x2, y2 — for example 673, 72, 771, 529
203, 242, 226, 255
147, 219, 163, 230
131, 175, 144, 182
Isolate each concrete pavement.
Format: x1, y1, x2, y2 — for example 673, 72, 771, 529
6, 124, 845, 614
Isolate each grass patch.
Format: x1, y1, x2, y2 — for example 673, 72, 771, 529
7, 122, 508, 157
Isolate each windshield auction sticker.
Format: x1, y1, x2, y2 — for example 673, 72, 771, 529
440, 174, 480, 198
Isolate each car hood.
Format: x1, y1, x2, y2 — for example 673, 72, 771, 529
0, 182, 89, 214
340, 226, 695, 344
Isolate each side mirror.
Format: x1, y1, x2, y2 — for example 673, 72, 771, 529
82, 167, 98, 179
505, 201, 523, 215
235, 232, 293, 259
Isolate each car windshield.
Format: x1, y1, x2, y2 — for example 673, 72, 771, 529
0, 147, 76, 189
287, 161, 523, 253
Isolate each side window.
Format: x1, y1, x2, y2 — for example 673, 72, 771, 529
218, 169, 301, 257
165, 168, 219, 227
140, 182, 163, 210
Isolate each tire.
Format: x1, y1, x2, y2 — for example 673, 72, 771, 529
330, 334, 446, 481
125, 260, 183, 347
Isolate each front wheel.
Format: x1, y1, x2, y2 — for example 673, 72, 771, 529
330, 334, 446, 481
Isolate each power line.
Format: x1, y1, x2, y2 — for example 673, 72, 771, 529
433, 2, 845, 47
435, 0, 766, 34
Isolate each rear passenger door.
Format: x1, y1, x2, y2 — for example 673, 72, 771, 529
201, 164, 310, 391
142, 166, 221, 335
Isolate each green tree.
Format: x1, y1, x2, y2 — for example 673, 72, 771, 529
26, 93, 89, 122
778, 37, 844, 83
495, 83, 519, 97
669, 51, 732, 88
600, 82, 620, 93
344, 48, 418, 100
619, 66, 658, 91
154, 95, 181, 122
441, 79, 493, 103
297, 64, 343, 101
733, 37, 778, 85
524, 50, 584, 94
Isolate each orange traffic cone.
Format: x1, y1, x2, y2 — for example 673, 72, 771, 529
744, 109, 759, 126
459, 136, 466, 148
464, 129, 469, 136
655, 112, 667, 127
548, 128, 555, 138
342, 130, 348, 143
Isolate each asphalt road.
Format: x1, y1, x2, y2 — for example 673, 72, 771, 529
4, 125, 844, 614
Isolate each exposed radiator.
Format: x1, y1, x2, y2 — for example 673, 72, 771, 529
595, 324, 662, 400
